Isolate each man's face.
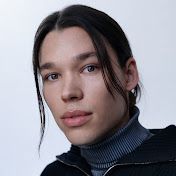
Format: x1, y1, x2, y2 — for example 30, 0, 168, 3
39, 27, 129, 145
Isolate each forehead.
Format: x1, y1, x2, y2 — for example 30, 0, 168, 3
39, 27, 95, 64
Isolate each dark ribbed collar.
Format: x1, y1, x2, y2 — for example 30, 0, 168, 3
56, 125, 176, 176
79, 107, 152, 170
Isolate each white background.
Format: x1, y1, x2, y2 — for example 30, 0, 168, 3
0, 0, 175, 175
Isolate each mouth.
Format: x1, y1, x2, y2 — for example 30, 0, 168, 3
61, 110, 92, 127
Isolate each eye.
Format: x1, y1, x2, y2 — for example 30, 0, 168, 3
83, 65, 98, 73
44, 73, 59, 81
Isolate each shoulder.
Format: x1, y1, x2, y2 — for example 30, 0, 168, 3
141, 125, 176, 156
150, 125, 176, 135
40, 160, 66, 176
148, 125, 176, 149
40, 146, 91, 176
119, 125, 176, 163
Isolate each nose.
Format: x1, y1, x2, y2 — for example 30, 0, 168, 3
61, 74, 83, 102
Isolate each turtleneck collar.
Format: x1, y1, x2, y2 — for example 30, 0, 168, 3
79, 106, 152, 170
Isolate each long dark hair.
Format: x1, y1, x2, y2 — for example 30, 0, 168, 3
33, 4, 141, 150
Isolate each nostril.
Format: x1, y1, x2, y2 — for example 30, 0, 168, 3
61, 83, 83, 102
70, 96, 78, 100
61, 91, 83, 102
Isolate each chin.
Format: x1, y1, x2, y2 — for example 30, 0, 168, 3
66, 135, 96, 146
64, 128, 102, 146
68, 139, 91, 146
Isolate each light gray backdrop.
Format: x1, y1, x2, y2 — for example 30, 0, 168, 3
0, 0, 175, 175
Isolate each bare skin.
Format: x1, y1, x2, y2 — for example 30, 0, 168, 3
39, 27, 139, 145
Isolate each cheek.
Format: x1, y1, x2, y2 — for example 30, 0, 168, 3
43, 85, 59, 113
43, 86, 51, 105
85, 76, 125, 118
84, 77, 114, 109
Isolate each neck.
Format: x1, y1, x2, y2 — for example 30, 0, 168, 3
79, 107, 152, 170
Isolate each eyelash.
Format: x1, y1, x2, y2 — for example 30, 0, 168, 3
43, 73, 59, 81
42, 64, 99, 82
82, 64, 99, 73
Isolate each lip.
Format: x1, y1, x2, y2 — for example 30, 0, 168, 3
61, 110, 92, 127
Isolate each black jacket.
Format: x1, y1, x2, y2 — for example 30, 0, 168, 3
41, 125, 176, 176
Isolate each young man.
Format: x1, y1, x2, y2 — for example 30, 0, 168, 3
33, 5, 176, 176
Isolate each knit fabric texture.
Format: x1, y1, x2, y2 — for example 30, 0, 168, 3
79, 107, 152, 176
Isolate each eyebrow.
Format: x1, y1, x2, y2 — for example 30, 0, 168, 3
74, 51, 96, 61
39, 51, 97, 71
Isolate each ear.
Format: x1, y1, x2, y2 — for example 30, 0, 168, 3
124, 58, 139, 91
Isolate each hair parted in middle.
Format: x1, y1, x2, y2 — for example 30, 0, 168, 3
33, 4, 141, 148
